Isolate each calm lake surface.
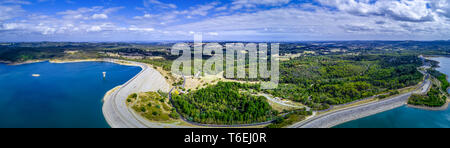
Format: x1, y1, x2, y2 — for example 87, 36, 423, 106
335, 57, 450, 128
0, 61, 141, 128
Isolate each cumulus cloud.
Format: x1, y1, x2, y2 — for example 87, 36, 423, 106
0, 23, 26, 30
430, 0, 450, 18
57, 6, 122, 20
87, 26, 102, 32
0, 5, 25, 21
317, 0, 436, 22
92, 13, 108, 19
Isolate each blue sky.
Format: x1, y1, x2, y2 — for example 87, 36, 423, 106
0, 0, 449, 41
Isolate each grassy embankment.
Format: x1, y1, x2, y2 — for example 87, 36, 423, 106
126, 91, 179, 121
266, 109, 312, 128
408, 69, 449, 107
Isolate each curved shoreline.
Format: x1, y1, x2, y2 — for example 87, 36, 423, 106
100, 59, 188, 128
40, 58, 182, 128
25, 58, 173, 127
0, 59, 47, 65
407, 102, 449, 111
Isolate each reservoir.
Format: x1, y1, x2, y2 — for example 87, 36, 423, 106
334, 57, 450, 128
0, 61, 141, 128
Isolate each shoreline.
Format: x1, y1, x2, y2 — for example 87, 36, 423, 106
0, 58, 141, 68
100, 59, 189, 128
408, 56, 450, 111
0, 59, 48, 65
3, 58, 179, 128
407, 101, 449, 111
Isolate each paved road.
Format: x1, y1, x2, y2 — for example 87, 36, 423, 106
290, 73, 431, 128
289, 92, 413, 128
102, 59, 173, 128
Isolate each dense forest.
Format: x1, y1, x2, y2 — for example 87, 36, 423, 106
172, 82, 275, 125
265, 54, 423, 110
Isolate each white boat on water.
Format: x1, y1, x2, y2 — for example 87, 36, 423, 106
32, 74, 40, 77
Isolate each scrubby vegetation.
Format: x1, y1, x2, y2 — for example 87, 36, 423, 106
428, 69, 450, 93
266, 109, 312, 128
409, 69, 449, 107
127, 92, 179, 121
408, 87, 447, 107
172, 82, 275, 125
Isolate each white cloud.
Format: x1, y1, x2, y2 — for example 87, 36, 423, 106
36, 26, 56, 35
133, 13, 154, 19
0, 23, 26, 30
57, 6, 121, 20
208, 32, 219, 36
58, 6, 101, 20
92, 13, 108, 19
87, 26, 102, 32
164, 5, 450, 40
188, 2, 219, 16
0, 5, 25, 21
430, 0, 450, 18
0, 0, 31, 5
103, 7, 124, 14
215, 6, 227, 11
317, 0, 435, 22
144, 0, 177, 9
128, 26, 155, 32
231, 0, 291, 10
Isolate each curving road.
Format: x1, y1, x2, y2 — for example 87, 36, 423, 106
102, 59, 173, 128
290, 73, 431, 128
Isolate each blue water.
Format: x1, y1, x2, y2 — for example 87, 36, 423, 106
0, 61, 141, 128
334, 57, 450, 128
